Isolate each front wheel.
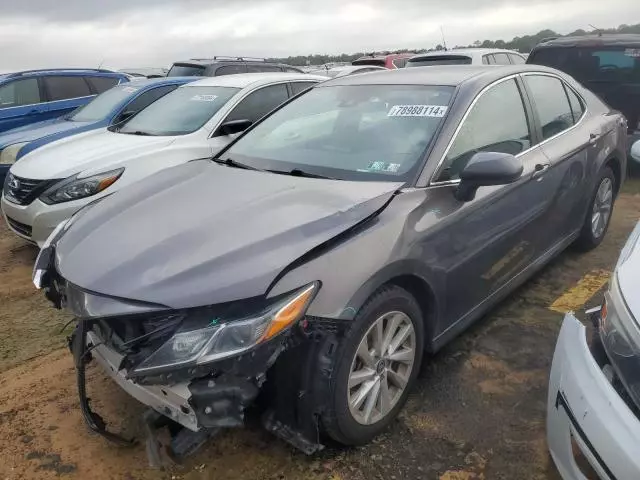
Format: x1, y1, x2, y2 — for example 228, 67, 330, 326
574, 166, 616, 251
321, 286, 424, 445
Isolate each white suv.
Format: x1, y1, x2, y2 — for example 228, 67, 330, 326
1, 73, 324, 246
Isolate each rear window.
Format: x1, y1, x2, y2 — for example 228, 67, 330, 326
528, 46, 640, 84
407, 56, 472, 67
167, 64, 206, 77
352, 58, 386, 67
87, 76, 120, 93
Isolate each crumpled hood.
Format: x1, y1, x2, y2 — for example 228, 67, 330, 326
11, 129, 176, 180
55, 160, 402, 309
0, 118, 91, 147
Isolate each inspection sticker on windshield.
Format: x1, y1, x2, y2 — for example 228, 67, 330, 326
625, 48, 640, 57
388, 105, 448, 117
191, 94, 218, 102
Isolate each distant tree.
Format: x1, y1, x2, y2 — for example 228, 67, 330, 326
268, 23, 640, 65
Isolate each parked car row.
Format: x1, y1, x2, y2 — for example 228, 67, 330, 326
1, 38, 640, 476
13, 58, 636, 467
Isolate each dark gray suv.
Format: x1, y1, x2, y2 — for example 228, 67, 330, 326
167, 56, 303, 77
34, 65, 627, 461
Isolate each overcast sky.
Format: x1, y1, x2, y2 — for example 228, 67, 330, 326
1, 0, 638, 71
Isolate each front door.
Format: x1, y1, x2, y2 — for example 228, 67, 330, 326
423, 77, 553, 335
0, 78, 47, 132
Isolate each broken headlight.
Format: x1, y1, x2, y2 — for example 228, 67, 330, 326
132, 283, 318, 374
600, 273, 640, 410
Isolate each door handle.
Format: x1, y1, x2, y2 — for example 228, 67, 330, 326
589, 133, 601, 145
533, 163, 550, 179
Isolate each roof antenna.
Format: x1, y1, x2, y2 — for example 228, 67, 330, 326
440, 26, 448, 51
589, 24, 603, 37
97, 58, 105, 70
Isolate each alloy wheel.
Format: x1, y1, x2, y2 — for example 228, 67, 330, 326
347, 311, 416, 425
591, 177, 613, 239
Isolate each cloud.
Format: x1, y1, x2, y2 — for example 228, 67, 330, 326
0, 0, 638, 71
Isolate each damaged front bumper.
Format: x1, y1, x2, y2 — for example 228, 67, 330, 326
547, 312, 640, 480
35, 242, 342, 463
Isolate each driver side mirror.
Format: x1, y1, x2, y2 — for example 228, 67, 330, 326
116, 110, 136, 123
631, 140, 640, 163
454, 152, 523, 202
215, 119, 252, 137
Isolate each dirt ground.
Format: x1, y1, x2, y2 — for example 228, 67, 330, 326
1, 179, 639, 480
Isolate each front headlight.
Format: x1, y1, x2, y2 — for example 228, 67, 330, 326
0, 142, 28, 165
132, 283, 318, 374
599, 273, 640, 409
40, 168, 123, 204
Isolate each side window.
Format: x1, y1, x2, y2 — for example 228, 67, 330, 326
493, 53, 511, 65
484, 55, 496, 65
246, 65, 282, 73
393, 58, 408, 68
284, 67, 304, 73
436, 79, 531, 182
87, 76, 120, 93
509, 54, 525, 64
44, 76, 92, 101
119, 85, 178, 119
225, 84, 289, 123
216, 65, 247, 76
565, 86, 585, 124
524, 75, 574, 139
0, 78, 41, 108
290, 82, 317, 96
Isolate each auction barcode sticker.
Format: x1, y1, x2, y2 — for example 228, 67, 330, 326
388, 105, 448, 117
191, 94, 218, 102
625, 48, 640, 58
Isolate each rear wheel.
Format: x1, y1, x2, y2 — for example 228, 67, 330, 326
575, 166, 615, 251
321, 286, 424, 445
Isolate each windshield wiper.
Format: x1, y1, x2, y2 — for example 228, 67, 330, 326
268, 168, 337, 180
211, 157, 264, 171
121, 130, 154, 136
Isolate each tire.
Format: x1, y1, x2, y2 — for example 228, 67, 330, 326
574, 166, 616, 252
321, 285, 424, 446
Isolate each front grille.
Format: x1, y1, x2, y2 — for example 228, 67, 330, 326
6, 216, 32, 237
3, 174, 60, 206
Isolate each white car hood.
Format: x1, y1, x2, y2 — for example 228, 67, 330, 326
10, 129, 177, 180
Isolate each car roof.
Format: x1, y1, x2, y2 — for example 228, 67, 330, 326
535, 33, 640, 47
124, 76, 196, 88
172, 58, 286, 67
181, 72, 328, 89
0, 68, 127, 80
318, 64, 561, 87
409, 48, 523, 60
329, 65, 385, 72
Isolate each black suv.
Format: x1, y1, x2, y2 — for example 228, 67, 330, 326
167, 57, 303, 77
527, 34, 640, 150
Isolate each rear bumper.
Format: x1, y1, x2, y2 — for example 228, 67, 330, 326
547, 313, 640, 480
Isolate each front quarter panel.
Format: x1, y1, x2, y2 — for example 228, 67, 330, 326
268, 190, 442, 322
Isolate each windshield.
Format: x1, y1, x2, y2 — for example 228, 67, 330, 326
529, 46, 640, 84
352, 59, 386, 67
407, 56, 472, 67
70, 85, 141, 122
167, 64, 206, 77
224, 84, 454, 181
118, 86, 239, 136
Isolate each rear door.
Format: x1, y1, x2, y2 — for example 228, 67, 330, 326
521, 73, 591, 239
0, 77, 46, 132
42, 75, 94, 121
426, 76, 553, 331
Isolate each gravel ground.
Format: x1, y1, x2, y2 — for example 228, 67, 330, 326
1, 179, 639, 480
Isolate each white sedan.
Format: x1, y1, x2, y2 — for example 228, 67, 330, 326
1, 72, 325, 246
548, 220, 640, 479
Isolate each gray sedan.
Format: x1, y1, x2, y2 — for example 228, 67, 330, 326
34, 65, 627, 459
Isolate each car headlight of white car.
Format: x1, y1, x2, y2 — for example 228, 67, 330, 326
599, 222, 640, 409
40, 168, 124, 204
0, 142, 29, 165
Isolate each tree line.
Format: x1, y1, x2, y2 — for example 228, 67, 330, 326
267, 23, 640, 66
